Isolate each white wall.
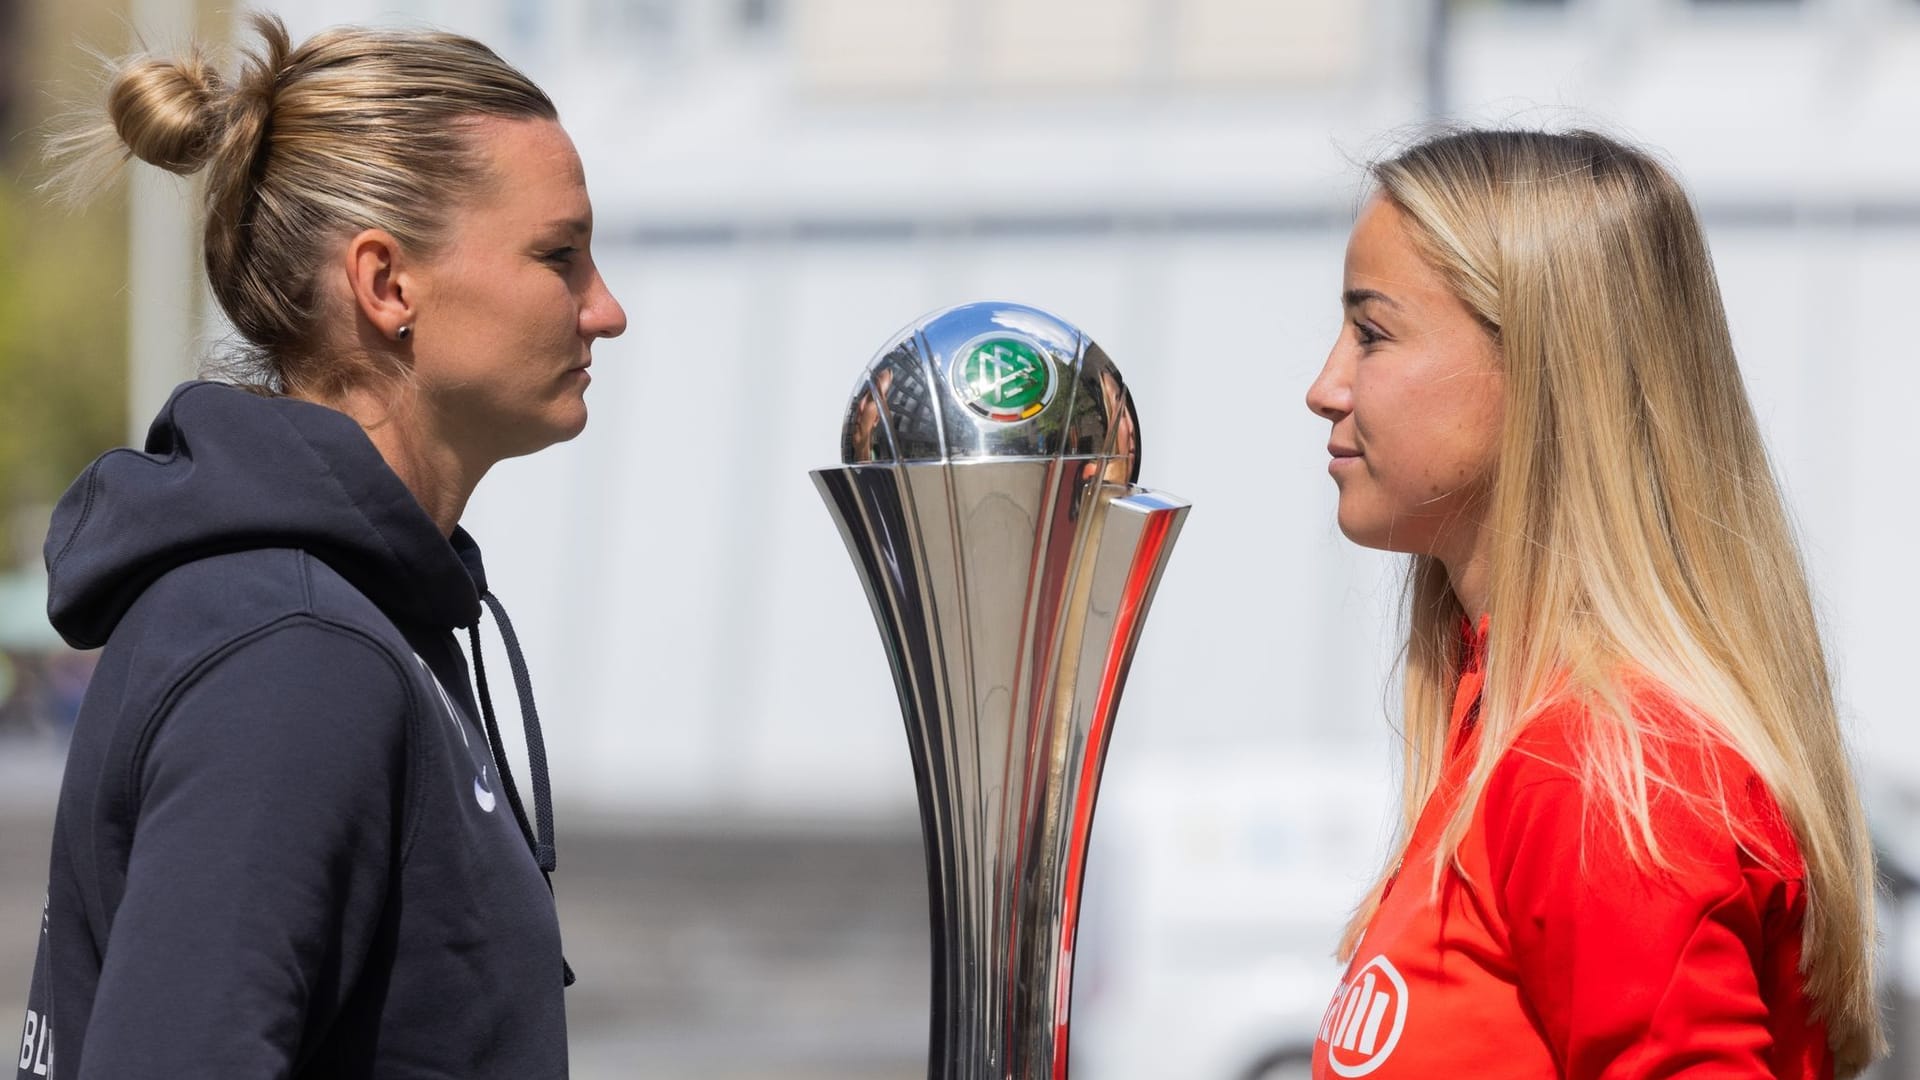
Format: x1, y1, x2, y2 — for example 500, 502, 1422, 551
95, 3, 1915, 1075
241, 0, 1920, 822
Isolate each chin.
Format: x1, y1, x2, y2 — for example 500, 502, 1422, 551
493, 409, 589, 463
555, 400, 590, 441
1336, 502, 1380, 548
542, 389, 591, 439
1337, 510, 1421, 557
1338, 522, 1391, 553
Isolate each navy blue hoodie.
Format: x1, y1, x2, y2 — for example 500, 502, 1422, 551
17, 381, 568, 1079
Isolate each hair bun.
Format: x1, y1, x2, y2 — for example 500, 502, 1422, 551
105, 49, 227, 175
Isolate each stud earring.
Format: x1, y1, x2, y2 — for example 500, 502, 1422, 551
396, 325, 413, 341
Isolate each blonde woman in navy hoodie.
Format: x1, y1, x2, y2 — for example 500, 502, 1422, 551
19, 14, 624, 1078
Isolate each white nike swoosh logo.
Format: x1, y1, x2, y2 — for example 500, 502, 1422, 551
416, 655, 499, 816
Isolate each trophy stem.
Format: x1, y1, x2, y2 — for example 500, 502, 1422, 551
815, 462, 1188, 1080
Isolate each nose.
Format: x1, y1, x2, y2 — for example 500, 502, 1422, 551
582, 269, 628, 340
1306, 341, 1351, 421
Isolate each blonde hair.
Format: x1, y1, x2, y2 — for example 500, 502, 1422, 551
1335, 128, 1881, 1073
46, 13, 555, 398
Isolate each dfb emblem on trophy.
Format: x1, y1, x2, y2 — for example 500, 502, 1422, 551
950, 336, 1057, 422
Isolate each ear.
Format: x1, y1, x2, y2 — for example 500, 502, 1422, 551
344, 228, 416, 342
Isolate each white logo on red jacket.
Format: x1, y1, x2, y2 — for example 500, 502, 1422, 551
1318, 954, 1408, 1077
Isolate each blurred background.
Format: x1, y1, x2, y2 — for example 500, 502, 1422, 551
2, 0, 1918, 1077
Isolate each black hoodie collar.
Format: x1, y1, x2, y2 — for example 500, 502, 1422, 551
46, 381, 485, 648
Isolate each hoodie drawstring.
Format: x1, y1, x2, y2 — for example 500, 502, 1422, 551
467, 590, 574, 987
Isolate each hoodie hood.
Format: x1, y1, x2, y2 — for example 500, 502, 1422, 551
46, 381, 485, 649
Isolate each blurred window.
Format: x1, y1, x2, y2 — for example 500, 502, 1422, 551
506, 0, 543, 48
977, 0, 1153, 89
588, 0, 681, 50
793, 0, 956, 93
1171, 0, 1365, 87
740, 0, 775, 31
794, 0, 1371, 94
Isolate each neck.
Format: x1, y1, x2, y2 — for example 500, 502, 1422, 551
308, 380, 485, 537
1440, 525, 1493, 621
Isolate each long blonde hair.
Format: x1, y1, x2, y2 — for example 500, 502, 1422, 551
46, 13, 555, 398
1335, 128, 1881, 1073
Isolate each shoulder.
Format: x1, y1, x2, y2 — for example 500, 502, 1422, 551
1472, 691, 1827, 1079
1482, 687, 1803, 889
113, 548, 422, 701
134, 548, 404, 645
123, 551, 428, 764
153, 613, 420, 749
127, 614, 427, 851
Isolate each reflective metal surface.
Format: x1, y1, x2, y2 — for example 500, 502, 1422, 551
814, 302, 1190, 1079
840, 301, 1140, 473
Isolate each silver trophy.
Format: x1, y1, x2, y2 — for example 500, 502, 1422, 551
813, 302, 1190, 1079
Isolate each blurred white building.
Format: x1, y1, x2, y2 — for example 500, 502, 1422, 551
128, 1, 1920, 1075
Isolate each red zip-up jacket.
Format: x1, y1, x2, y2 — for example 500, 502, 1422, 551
1313, 632, 1831, 1079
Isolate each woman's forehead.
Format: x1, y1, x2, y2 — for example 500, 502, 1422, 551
465, 118, 590, 221
1345, 201, 1444, 299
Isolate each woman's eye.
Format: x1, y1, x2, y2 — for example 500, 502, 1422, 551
541, 246, 578, 266
1353, 320, 1383, 346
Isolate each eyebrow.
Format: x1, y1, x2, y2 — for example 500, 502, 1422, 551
545, 217, 593, 236
1342, 288, 1401, 310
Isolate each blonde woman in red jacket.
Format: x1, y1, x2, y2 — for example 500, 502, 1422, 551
1304, 128, 1881, 1079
